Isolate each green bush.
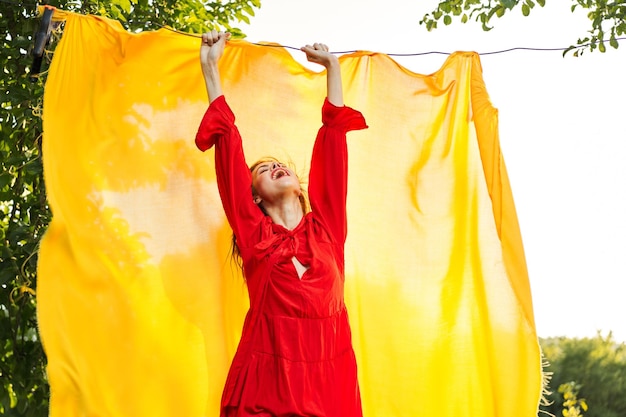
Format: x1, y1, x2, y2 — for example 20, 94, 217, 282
540, 333, 626, 417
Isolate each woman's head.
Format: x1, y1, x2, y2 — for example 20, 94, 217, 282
231, 157, 309, 275
249, 157, 308, 215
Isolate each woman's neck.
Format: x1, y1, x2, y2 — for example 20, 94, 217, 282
264, 198, 304, 230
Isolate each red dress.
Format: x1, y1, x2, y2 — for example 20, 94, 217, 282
196, 96, 367, 417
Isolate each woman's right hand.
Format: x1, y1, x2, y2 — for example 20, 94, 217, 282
300, 43, 338, 69
201, 30, 230, 68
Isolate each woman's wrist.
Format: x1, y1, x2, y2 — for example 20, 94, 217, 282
323, 55, 339, 69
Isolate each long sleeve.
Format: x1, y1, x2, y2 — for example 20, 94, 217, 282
308, 99, 368, 245
195, 96, 263, 247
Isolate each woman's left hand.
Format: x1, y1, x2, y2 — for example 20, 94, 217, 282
301, 43, 338, 68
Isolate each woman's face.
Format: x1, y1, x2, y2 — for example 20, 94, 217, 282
251, 160, 301, 205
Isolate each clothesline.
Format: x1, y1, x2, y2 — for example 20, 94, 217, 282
250, 42, 625, 56
155, 24, 625, 56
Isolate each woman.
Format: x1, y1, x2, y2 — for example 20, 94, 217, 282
195, 30, 367, 417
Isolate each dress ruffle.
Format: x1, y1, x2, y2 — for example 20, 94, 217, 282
195, 95, 234, 151
321, 98, 368, 132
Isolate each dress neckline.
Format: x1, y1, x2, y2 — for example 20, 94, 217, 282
264, 212, 311, 233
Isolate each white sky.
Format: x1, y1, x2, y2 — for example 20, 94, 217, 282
242, 0, 626, 342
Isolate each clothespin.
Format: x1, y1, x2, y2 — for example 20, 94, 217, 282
31, 5, 56, 80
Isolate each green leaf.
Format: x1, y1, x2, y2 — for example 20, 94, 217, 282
115, 0, 132, 13
444, 15, 452, 25
522, 4, 530, 16
0, 267, 16, 285
500, 0, 516, 8
243, 4, 255, 16
461, 13, 468, 23
0, 172, 13, 189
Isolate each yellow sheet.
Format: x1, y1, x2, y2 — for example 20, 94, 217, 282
37, 10, 542, 417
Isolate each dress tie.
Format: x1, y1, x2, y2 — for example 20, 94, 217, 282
253, 221, 312, 267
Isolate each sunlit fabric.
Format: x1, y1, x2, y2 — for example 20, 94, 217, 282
37, 10, 542, 417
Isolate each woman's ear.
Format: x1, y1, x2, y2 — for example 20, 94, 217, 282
253, 196, 262, 205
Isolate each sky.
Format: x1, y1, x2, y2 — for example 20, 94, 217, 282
241, 0, 626, 342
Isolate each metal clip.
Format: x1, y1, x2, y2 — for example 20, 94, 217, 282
31, 5, 56, 79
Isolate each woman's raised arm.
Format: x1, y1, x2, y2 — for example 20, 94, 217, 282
301, 43, 343, 107
200, 30, 230, 103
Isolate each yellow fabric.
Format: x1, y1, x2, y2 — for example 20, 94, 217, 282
37, 10, 542, 417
